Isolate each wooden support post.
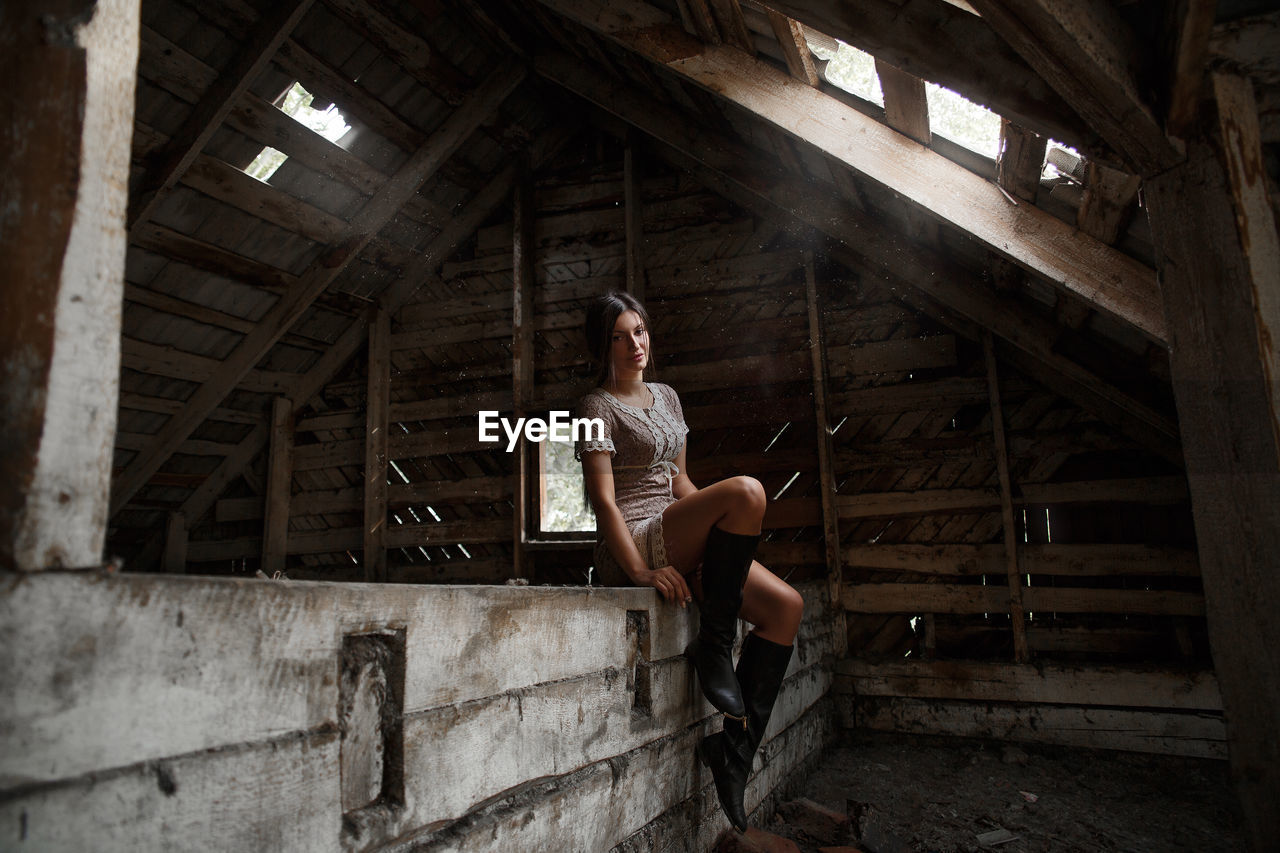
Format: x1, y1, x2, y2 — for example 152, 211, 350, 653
363, 309, 390, 583
261, 396, 295, 576
624, 131, 645, 302
1144, 79, 1280, 853
983, 332, 1030, 662
1077, 161, 1141, 245
512, 166, 536, 579
1, 0, 138, 570
162, 512, 187, 574
803, 255, 845, 654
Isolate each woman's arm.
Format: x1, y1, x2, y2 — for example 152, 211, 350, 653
582, 451, 690, 605
671, 440, 697, 500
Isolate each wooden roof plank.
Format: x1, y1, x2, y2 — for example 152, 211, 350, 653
536, 53, 1179, 458
750, 0, 1104, 157
531, 12, 1166, 344
766, 10, 820, 87
129, 0, 316, 231
109, 62, 527, 517
965, 0, 1181, 175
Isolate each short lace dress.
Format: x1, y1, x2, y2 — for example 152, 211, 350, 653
574, 382, 689, 586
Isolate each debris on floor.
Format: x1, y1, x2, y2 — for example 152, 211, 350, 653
763, 731, 1244, 852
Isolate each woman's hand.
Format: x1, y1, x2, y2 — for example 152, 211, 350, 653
632, 564, 692, 607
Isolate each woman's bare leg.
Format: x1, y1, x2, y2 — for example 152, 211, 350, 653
661, 477, 803, 644
661, 476, 766, 575
739, 561, 803, 646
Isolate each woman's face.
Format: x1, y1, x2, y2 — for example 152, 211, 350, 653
610, 310, 649, 377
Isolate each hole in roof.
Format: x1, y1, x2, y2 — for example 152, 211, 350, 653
244, 82, 352, 182
1042, 141, 1084, 182
925, 84, 1001, 158
806, 38, 882, 107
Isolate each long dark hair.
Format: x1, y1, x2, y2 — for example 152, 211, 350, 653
584, 291, 656, 387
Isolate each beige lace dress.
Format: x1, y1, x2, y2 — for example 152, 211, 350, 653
574, 382, 689, 585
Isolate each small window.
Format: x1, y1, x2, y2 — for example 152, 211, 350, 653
244, 82, 352, 182
538, 438, 595, 537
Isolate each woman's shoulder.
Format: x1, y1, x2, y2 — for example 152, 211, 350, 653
577, 387, 613, 414
650, 382, 682, 406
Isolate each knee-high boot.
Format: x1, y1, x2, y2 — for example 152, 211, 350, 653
697, 632, 793, 832
687, 525, 759, 719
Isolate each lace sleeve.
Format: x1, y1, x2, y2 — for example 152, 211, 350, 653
574, 392, 616, 461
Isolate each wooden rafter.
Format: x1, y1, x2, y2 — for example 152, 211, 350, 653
1164, 0, 1217, 139
530, 11, 1167, 344
965, 0, 1181, 175
110, 62, 527, 518
766, 10, 819, 87
128, 0, 316, 231
535, 52, 1179, 460
127, 125, 577, 567
750, 0, 1105, 158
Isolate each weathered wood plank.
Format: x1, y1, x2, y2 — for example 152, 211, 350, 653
875, 60, 930, 145
838, 658, 1222, 710
535, 29, 1165, 342
766, 10, 819, 87
128, 0, 316, 229
843, 544, 1200, 577
843, 582, 1205, 616
756, 0, 1103, 156
1146, 121, 1280, 848
261, 397, 294, 575
109, 63, 526, 517
997, 119, 1046, 204
852, 696, 1225, 759
984, 332, 1028, 661
364, 309, 391, 583
964, 0, 1179, 175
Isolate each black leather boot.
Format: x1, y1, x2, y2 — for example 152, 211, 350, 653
688, 525, 759, 719
698, 632, 794, 832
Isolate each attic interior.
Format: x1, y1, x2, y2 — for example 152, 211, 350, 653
3, 0, 1278, 850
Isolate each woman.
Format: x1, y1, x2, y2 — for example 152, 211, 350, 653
575, 292, 804, 832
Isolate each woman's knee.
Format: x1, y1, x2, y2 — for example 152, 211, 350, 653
779, 584, 804, 632
726, 475, 767, 520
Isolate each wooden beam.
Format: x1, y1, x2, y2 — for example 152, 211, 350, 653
512, 165, 535, 579
964, 0, 1180, 175
750, 0, 1104, 158
845, 543, 1200, 577
677, 0, 720, 43
537, 56, 1179, 459
1164, 0, 1217, 139
161, 512, 187, 574
1145, 93, 1280, 852
997, 119, 1046, 204
708, 0, 753, 52
983, 333, 1029, 662
261, 397, 294, 575
843, 582, 1205, 616
1212, 70, 1280, 443
363, 308, 391, 583
532, 20, 1166, 343
1077, 161, 1142, 245
128, 0, 315, 230
874, 60, 930, 145
803, 255, 843, 649
109, 62, 525, 517
624, 131, 645, 301
766, 10, 819, 87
